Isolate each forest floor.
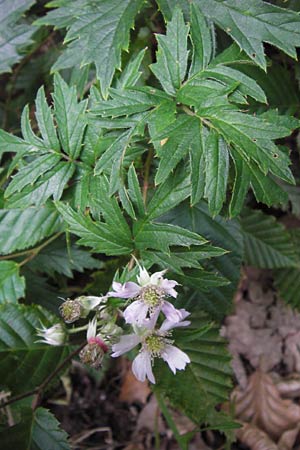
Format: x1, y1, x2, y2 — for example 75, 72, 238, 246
46, 267, 300, 450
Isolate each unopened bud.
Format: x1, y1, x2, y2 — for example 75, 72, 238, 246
59, 299, 82, 323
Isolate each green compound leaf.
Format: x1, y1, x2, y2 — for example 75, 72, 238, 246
53, 73, 87, 159
56, 201, 133, 256
0, 205, 62, 255
0, 261, 25, 303
0, 407, 70, 450
27, 239, 102, 278
204, 131, 229, 217
189, 2, 214, 75
0, 0, 36, 74
0, 303, 69, 394
36, 0, 144, 97
158, 0, 300, 69
163, 201, 243, 319
4, 74, 87, 208
154, 312, 232, 423
150, 7, 189, 95
240, 208, 299, 269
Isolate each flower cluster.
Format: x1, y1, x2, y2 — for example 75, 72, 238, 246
37, 264, 191, 383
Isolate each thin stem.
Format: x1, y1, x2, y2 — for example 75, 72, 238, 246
155, 390, 187, 450
68, 324, 89, 334
0, 343, 85, 410
31, 343, 85, 409
18, 231, 62, 267
142, 148, 153, 203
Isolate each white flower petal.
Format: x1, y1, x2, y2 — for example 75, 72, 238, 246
123, 300, 149, 324
111, 333, 141, 357
161, 345, 190, 374
108, 281, 140, 299
137, 266, 151, 286
160, 279, 178, 297
161, 301, 183, 323
132, 350, 155, 384
87, 317, 97, 340
150, 270, 167, 286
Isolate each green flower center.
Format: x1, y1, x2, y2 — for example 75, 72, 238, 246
139, 285, 164, 308
145, 334, 165, 356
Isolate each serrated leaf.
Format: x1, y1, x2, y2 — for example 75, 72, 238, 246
134, 221, 207, 252
92, 87, 159, 117
35, 86, 61, 152
0, 261, 25, 303
0, 0, 36, 74
6, 162, 75, 208
0, 407, 70, 450
154, 313, 232, 423
240, 208, 299, 269
117, 48, 146, 89
150, 7, 189, 95
195, 0, 300, 69
152, 115, 199, 185
56, 202, 133, 255
53, 73, 87, 159
37, 0, 144, 97
229, 156, 250, 218
5, 153, 61, 197
23, 269, 63, 314
146, 169, 190, 220
0, 205, 62, 254
204, 131, 229, 216
163, 201, 243, 319
28, 239, 102, 278
189, 2, 213, 75
127, 164, 145, 217
0, 303, 69, 393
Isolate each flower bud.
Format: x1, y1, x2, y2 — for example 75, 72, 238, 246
36, 323, 66, 346
59, 299, 82, 323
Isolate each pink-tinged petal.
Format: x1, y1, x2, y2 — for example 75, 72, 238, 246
137, 266, 150, 286
160, 279, 178, 297
132, 350, 155, 384
150, 270, 167, 286
108, 281, 140, 299
143, 307, 161, 330
111, 333, 141, 357
178, 308, 190, 320
161, 301, 183, 323
123, 300, 149, 324
161, 345, 190, 374
86, 317, 97, 340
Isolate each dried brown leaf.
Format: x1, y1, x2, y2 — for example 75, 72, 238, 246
236, 423, 278, 450
118, 362, 151, 404
232, 371, 300, 441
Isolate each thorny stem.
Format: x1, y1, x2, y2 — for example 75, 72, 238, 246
143, 147, 153, 203
155, 390, 187, 450
6, 231, 63, 267
0, 344, 85, 410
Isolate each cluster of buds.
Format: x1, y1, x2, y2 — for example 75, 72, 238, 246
37, 263, 191, 383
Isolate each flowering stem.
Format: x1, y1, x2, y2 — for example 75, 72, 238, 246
68, 324, 89, 334
0, 343, 85, 410
155, 390, 187, 450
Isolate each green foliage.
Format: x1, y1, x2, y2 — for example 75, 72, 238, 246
36, 0, 144, 97
1, 0, 300, 442
0, 303, 68, 394
240, 208, 299, 269
0, 261, 25, 303
158, 0, 300, 69
0, 0, 36, 73
0, 407, 70, 449
154, 312, 232, 423
0, 205, 62, 254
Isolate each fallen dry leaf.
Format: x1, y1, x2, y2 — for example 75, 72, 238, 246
236, 423, 278, 450
118, 361, 151, 404
232, 371, 300, 441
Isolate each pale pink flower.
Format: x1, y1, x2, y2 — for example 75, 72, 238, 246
108, 266, 184, 325
111, 312, 191, 384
